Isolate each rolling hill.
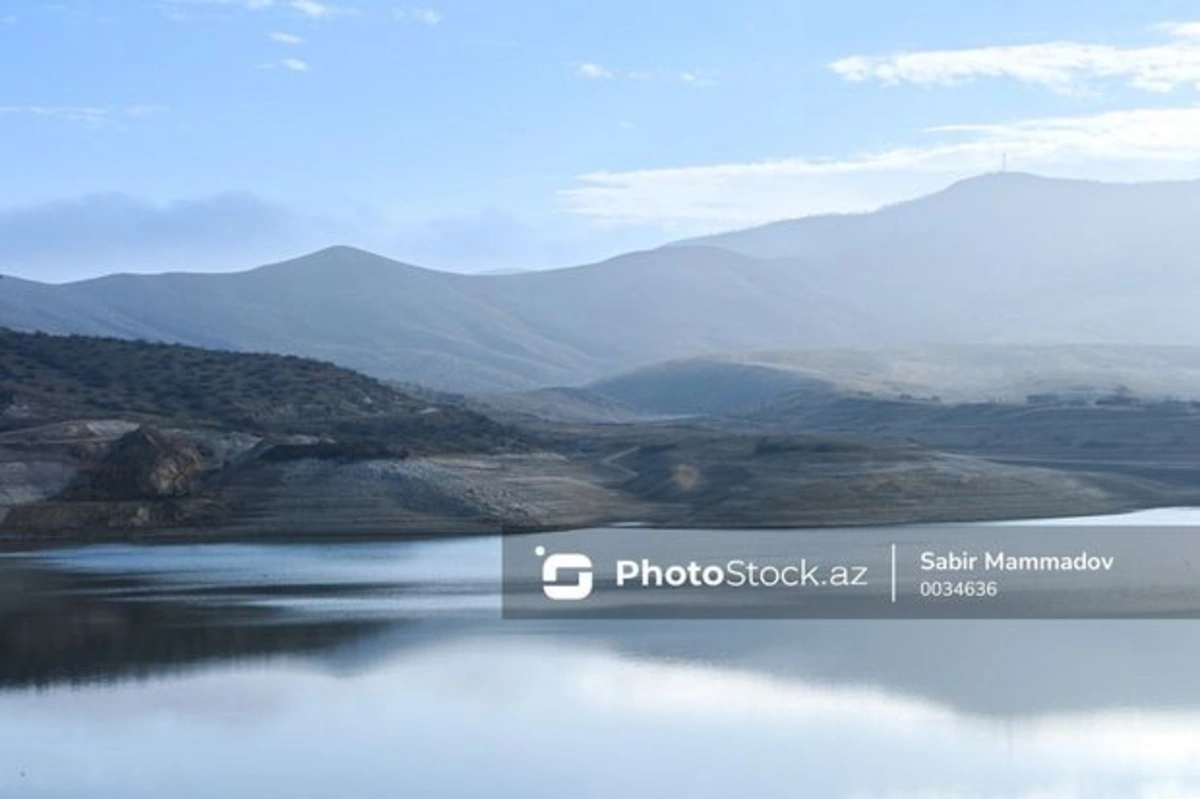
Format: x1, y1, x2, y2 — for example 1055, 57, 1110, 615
0, 328, 518, 451
585, 344, 1200, 415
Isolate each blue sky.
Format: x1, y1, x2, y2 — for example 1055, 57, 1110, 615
5, 0, 1200, 279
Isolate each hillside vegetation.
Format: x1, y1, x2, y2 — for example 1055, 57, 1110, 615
0, 328, 521, 452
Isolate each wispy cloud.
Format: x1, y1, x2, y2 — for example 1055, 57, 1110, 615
163, 0, 356, 20
258, 57, 309, 71
393, 7, 442, 25
573, 62, 716, 86
562, 105, 1200, 228
163, 0, 278, 12
1156, 21, 1200, 39
575, 62, 614, 80
830, 21, 1200, 95
288, 0, 355, 19
639, 69, 718, 87
0, 105, 167, 127
269, 31, 304, 43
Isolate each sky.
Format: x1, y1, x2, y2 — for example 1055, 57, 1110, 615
6, 0, 1200, 280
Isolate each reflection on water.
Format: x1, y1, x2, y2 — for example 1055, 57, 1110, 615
4, 510, 1200, 797
6, 635, 1200, 798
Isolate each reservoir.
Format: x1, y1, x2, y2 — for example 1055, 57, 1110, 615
2, 508, 1199, 797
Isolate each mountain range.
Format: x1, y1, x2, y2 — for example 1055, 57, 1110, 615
5, 171, 1200, 393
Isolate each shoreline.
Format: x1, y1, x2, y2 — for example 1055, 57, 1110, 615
0, 498, 1167, 551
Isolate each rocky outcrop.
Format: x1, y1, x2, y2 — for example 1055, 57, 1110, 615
70, 427, 210, 500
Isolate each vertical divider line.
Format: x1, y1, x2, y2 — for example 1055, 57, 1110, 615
890, 543, 897, 604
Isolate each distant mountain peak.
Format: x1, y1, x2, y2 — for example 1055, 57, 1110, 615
251, 245, 429, 278
933, 171, 1091, 197
947, 170, 1053, 186
308, 244, 381, 258
677, 170, 1200, 257
287, 244, 398, 263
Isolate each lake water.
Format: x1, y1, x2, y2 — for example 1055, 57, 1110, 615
4, 508, 1200, 797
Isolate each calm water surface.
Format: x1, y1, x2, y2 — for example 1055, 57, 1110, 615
3, 509, 1200, 798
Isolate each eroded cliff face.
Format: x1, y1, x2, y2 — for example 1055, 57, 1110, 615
1, 421, 117, 528
1, 411, 1178, 541
73, 427, 209, 500
0, 418, 633, 537
0, 329, 568, 537
0, 424, 262, 535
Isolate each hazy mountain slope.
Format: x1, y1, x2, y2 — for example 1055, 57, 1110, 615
6, 173, 1200, 392
0, 246, 901, 392
486, 246, 895, 359
682, 171, 1200, 267
35, 248, 573, 391
678, 172, 1200, 344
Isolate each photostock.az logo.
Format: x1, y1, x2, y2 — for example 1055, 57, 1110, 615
536, 546, 593, 601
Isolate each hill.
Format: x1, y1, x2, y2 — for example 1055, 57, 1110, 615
585, 344, 1200, 415
0, 328, 518, 452
589, 358, 837, 415
1, 328, 414, 421
581, 345, 1200, 490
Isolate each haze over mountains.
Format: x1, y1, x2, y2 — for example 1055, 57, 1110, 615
5, 172, 1200, 393
586, 345, 1200, 416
